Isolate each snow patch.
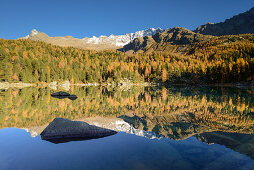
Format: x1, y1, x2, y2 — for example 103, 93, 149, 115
85, 28, 163, 47
23, 35, 30, 39
30, 29, 39, 36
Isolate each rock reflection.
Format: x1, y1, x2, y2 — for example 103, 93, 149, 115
51, 91, 78, 100
40, 118, 117, 144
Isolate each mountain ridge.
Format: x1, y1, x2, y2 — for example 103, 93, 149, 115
121, 27, 214, 53
122, 7, 254, 53
19, 6, 254, 51
194, 7, 254, 35
20, 28, 163, 50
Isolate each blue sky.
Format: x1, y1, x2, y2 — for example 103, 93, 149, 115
0, 0, 253, 39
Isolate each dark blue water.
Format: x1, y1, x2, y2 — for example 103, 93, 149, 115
0, 128, 254, 170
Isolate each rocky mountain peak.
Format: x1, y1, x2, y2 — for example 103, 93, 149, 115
30, 29, 39, 36
84, 27, 163, 47
121, 27, 214, 53
194, 7, 254, 35
21, 29, 40, 39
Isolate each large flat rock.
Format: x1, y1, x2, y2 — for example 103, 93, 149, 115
40, 118, 117, 143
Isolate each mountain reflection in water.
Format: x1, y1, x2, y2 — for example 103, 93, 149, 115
0, 85, 254, 162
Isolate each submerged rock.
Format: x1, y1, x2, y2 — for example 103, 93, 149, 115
51, 91, 70, 97
51, 91, 78, 100
51, 95, 70, 99
40, 118, 117, 143
68, 95, 78, 100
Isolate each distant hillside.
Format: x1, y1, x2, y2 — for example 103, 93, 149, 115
120, 27, 214, 53
194, 7, 254, 36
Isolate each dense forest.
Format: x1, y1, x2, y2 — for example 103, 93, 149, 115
0, 34, 254, 84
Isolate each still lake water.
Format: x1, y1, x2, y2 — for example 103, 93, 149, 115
0, 86, 254, 170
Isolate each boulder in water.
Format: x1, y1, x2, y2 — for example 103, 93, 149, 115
40, 118, 117, 143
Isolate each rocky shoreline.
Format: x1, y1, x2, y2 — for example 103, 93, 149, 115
1, 80, 253, 91
0, 82, 34, 89
0, 79, 156, 90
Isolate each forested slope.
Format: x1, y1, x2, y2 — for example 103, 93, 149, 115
0, 35, 253, 84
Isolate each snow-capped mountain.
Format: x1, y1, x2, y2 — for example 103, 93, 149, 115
21, 28, 163, 50
85, 28, 163, 46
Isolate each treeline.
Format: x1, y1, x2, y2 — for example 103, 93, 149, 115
0, 34, 253, 84
185, 34, 254, 83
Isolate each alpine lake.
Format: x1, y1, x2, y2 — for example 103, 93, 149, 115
0, 85, 254, 170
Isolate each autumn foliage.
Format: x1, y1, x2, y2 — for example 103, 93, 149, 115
0, 34, 253, 84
